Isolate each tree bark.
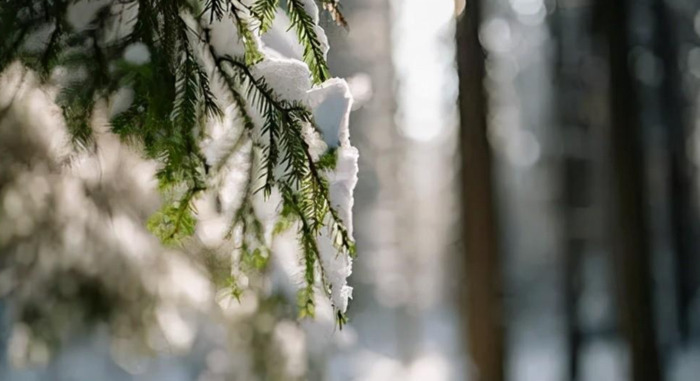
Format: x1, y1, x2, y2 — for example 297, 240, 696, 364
456, 2, 505, 381
551, 7, 590, 379
653, 0, 698, 343
596, 0, 664, 379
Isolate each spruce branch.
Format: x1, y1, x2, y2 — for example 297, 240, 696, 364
203, 0, 233, 22
286, 0, 330, 84
215, 54, 355, 316
148, 183, 205, 245
38, 0, 69, 77
0, 2, 46, 72
250, 0, 278, 34
215, 55, 355, 258
200, 27, 257, 133
229, 2, 264, 65
222, 147, 271, 297
0, 0, 355, 325
280, 183, 322, 319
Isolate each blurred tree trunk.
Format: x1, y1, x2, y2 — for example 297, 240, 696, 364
456, 2, 505, 381
595, 0, 664, 380
653, 0, 698, 343
551, 6, 589, 379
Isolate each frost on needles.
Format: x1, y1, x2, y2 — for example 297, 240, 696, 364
0, 0, 357, 345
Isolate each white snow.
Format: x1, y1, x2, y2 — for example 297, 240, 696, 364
251, 58, 312, 102
123, 43, 151, 65
260, 10, 306, 60
259, 1, 329, 66
316, 146, 358, 313
307, 78, 354, 148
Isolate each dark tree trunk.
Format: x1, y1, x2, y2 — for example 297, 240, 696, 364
595, 0, 664, 380
551, 7, 591, 380
456, 3, 505, 381
653, 0, 698, 343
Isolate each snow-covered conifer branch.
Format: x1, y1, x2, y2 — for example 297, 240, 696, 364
287, 0, 330, 84
0, 0, 357, 342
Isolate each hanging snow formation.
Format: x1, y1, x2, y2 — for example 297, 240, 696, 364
197, 0, 358, 315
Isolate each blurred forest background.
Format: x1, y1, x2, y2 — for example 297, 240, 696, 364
327, 0, 700, 379
4, 0, 700, 380
322, 0, 700, 379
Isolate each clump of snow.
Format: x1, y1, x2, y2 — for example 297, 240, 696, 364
123, 43, 151, 65
317, 146, 358, 313
261, 10, 306, 60
251, 58, 312, 102
307, 78, 354, 148
204, 13, 252, 59
66, 0, 111, 31
307, 79, 357, 313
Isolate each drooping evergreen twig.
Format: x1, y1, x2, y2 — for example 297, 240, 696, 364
0, 0, 354, 323
216, 55, 354, 257
250, 0, 278, 34
287, 0, 330, 84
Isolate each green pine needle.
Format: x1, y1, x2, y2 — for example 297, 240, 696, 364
287, 0, 330, 84
251, 0, 279, 34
